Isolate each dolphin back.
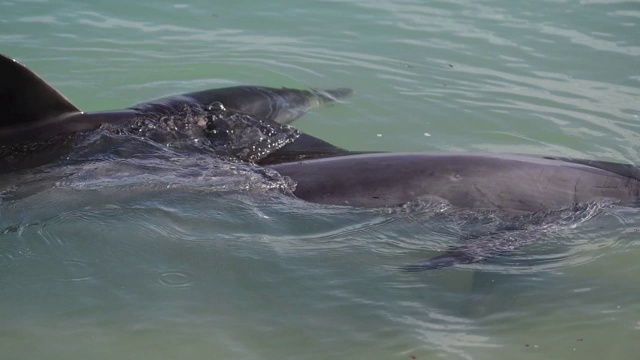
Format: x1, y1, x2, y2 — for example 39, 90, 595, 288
134, 86, 353, 125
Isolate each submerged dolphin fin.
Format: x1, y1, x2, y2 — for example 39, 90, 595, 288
0, 54, 82, 128
403, 229, 542, 271
403, 251, 477, 271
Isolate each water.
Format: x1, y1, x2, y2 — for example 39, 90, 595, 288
2, 0, 640, 359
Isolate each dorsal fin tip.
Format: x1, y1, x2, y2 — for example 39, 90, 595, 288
1, 53, 81, 128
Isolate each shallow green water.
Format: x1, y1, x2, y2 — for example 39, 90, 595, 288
2, 0, 640, 359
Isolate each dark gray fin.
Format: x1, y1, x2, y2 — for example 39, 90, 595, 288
403, 251, 477, 271
543, 156, 640, 182
134, 86, 353, 125
257, 133, 367, 165
403, 229, 541, 271
0, 54, 81, 129
0, 54, 84, 172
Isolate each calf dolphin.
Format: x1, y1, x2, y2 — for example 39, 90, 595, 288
268, 152, 640, 269
3, 53, 639, 270
268, 152, 640, 213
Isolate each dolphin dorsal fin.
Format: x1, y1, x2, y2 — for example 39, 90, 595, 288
0, 54, 81, 128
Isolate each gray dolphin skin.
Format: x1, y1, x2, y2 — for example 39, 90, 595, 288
0, 53, 352, 172
268, 152, 640, 213
268, 153, 640, 270
2, 53, 639, 270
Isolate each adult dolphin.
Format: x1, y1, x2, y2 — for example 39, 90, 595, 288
0, 53, 353, 172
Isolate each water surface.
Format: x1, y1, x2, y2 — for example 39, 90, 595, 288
2, 0, 640, 359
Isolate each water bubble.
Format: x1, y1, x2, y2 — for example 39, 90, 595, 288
207, 102, 226, 112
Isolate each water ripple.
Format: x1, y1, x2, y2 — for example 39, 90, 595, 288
55, 259, 96, 282
155, 269, 197, 288
0, 250, 18, 271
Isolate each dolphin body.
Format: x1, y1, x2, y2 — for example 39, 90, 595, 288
268, 152, 640, 213
0, 53, 353, 172
2, 53, 639, 269
268, 153, 640, 269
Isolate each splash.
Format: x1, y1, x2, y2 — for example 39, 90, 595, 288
104, 102, 300, 162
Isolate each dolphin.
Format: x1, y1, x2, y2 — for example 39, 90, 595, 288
0, 53, 353, 172
3, 53, 639, 270
267, 152, 640, 269
268, 152, 640, 213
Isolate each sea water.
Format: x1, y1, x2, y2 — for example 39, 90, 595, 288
1, 0, 640, 359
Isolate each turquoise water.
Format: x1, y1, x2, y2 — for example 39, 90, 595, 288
2, 0, 640, 359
